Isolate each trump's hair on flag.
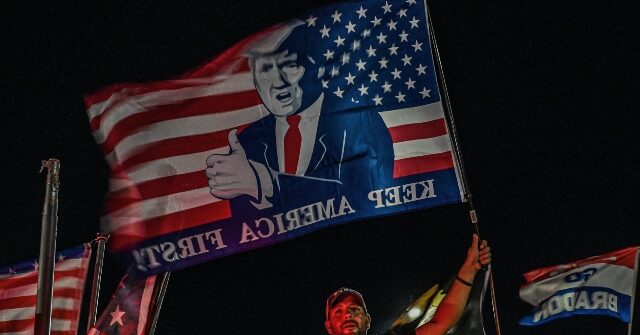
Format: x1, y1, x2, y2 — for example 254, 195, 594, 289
0, 245, 91, 335
519, 246, 639, 326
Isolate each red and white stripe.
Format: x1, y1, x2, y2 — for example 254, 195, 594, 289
378, 101, 455, 178
85, 29, 277, 251
0, 247, 91, 335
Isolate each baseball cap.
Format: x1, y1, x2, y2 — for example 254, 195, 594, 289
325, 287, 368, 320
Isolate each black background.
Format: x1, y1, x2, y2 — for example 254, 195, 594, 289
1, 1, 638, 334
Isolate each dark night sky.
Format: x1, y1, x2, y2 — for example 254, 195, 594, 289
1, 1, 638, 334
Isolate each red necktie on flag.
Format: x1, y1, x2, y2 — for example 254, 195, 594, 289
284, 114, 301, 174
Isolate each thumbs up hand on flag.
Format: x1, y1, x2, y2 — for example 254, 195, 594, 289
206, 129, 260, 200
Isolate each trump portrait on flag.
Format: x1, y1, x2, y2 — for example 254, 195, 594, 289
205, 20, 394, 214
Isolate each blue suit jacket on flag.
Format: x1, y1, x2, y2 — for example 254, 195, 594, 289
234, 94, 395, 215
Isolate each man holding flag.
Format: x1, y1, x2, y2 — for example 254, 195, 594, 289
324, 234, 491, 335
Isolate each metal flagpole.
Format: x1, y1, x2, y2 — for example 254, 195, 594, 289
86, 233, 109, 332
423, 2, 502, 334
146, 271, 171, 335
629, 248, 640, 335
34, 159, 61, 335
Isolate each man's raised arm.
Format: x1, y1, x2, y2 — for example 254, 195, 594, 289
415, 234, 491, 335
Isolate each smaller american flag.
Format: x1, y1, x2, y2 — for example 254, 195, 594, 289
0, 245, 91, 335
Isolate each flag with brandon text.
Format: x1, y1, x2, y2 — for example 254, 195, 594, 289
0, 245, 91, 335
519, 246, 639, 326
85, 0, 464, 274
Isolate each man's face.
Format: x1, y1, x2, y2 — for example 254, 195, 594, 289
253, 50, 305, 117
324, 295, 371, 335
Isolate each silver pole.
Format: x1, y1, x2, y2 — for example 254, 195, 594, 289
628, 248, 640, 335
423, 2, 502, 334
146, 271, 171, 335
34, 159, 61, 335
86, 234, 109, 332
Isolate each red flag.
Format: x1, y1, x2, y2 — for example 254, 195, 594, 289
88, 271, 159, 335
0, 245, 91, 335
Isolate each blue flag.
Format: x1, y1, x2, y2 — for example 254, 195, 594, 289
85, 0, 463, 274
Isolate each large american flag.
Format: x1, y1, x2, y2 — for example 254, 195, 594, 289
0, 245, 91, 335
85, 0, 457, 256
